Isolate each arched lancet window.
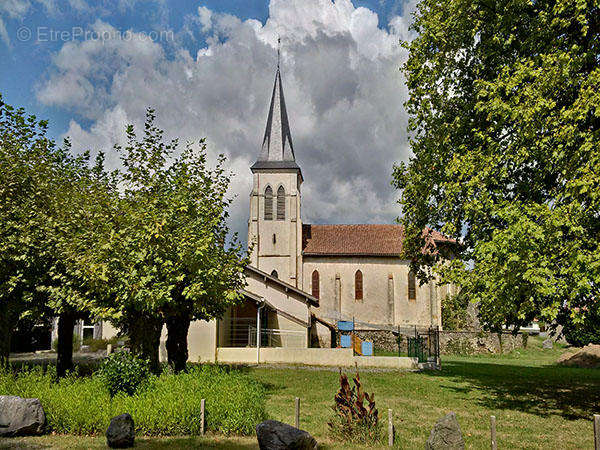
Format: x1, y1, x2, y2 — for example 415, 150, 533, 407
264, 186, 273, 220
408, 270, 416, 301
271, 270, 278, 279
311, 270, 320, 299
276, 186, 285, 220
355, 270, 363, 301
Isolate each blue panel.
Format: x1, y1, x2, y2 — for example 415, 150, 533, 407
340, 335, 352, 348
361, 341, 373, 356
338, 321, 354, 331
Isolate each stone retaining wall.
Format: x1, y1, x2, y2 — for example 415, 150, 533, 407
440, 331, 527, 355
351, 329, 528, 355
354, 330, 400, 353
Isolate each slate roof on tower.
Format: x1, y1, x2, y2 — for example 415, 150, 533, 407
251, 66, 302, 174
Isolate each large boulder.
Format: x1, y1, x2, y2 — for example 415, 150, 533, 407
0, 395, 46, 437
542, 339, 553, 349
256, 420, 317, 450
106, 413, 135, 448
425, 412, 465, 450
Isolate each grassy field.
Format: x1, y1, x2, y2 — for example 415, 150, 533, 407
2, 338, 599, 449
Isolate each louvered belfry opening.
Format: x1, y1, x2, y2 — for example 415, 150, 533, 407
264, 186, 273, 220
311, 270, 320, 299
355, 270, 363, 301
408, 270, 416, 300
276, 186, 285, 220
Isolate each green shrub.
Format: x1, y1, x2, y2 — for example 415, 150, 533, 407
0, 364, 266, 436
51, 334, 81, 353
441, 292, 470, 331
98, 351, 150, 397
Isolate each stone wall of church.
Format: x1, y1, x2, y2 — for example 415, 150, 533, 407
303, 256, 445, 327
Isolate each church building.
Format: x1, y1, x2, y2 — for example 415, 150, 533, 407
247, 63, 454, 345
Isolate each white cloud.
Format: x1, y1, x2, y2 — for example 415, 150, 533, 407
38, 20, 165, 119
0, 19, 8, 45
0, 0, 31, 18
38, 0, 416, 241
389, 0, 418, 42
0, 0, 31, 45
197, 6, 212, 33
68, 0, 88, 12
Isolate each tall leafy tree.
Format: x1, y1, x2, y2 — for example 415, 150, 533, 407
93, 110, 248, 372
0, 96, 116, 374
394, 0, 599, 331
0, 97, 52, 369
46, 149, 118, 376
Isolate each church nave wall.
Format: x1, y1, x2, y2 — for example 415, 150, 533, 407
303, 256, 439, 327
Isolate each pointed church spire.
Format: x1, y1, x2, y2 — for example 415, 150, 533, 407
252, 45, 301, 175
259, 67, 295, 162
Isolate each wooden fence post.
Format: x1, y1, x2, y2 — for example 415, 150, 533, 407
295, 397, 300, 429
490, 415, 497, 450
388, 408, 394, 447
200, 398, 205, 435
594, 414, 600, 450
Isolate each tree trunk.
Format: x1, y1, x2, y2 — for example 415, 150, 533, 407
0, 302, 14, 371
56, 312, 76, 378
166, 313, 191, 373
127, 312, 163, 374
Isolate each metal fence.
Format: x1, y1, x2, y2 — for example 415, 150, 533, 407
248, 327, 306, 348
219, 318, 305, 348
407, 326, 440, 364
347, 323, 440, 363
220, 318, 256, 347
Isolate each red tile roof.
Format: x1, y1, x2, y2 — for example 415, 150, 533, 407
301, 224, 453, 257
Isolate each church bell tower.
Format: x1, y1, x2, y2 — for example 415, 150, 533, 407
248, 63, 303, 288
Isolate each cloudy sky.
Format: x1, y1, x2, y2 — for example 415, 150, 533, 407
0, 0, 416, 243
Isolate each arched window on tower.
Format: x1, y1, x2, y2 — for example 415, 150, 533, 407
311, 270, 320, 299
355, 270, 363, 301
277, 186, 285, 220
264, 186, 273, 220
271, 269, 278, 278
408, 270, 416, 301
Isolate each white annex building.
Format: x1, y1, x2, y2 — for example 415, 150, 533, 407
78, 64, 455, 367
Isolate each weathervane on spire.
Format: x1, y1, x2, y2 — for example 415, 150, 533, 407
277, 36, 281, 68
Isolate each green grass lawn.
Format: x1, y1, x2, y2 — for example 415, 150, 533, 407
252, 338, 600, 449
3, 338, 599, 449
